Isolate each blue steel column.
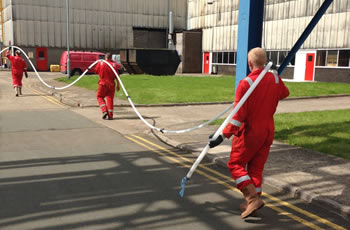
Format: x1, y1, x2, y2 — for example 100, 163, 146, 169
235, 0, 264, 90
278, 0, 334, 75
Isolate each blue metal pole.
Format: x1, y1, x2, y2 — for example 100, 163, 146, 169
235, 0, 264, 90
278, 0, 334, 75
235, 0, 265, 89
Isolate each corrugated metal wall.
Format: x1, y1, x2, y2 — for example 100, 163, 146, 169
3, 0, 14, 44
187, 0, 239, 52
5, 0, 349, 51
8, 0, 187, 49
188, 0, 350, 51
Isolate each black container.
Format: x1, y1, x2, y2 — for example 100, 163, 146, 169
120, 48, 181, 76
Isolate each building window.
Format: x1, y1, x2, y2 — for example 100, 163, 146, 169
316, 50, 327, 66
210, 51, 241, 65
213, 52, 218, 63
278, 51, 288, 66
229, 52, 235, 64
223, 52, 229, 63
270, 51, 278, 65
327, 50, 338, 67
218, 52, 223, 63
338, 50, 350, 67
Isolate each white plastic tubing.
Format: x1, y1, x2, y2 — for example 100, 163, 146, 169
1, 46, 99, 90
184, 62, 273, 180
0, 46, 233, 134
101, 60, 234, 134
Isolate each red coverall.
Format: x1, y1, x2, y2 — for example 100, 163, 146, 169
6, 51, 27, 87
96, 60, 121, 119
223, 68, 289, 194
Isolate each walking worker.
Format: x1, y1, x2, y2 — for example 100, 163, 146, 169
209, 47, 289, 218
96, 52, 121, 120
6, 48, 28, 97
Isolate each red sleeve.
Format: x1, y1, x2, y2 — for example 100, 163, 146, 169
222, 80, 249, 138
23, 59, 27, 70
279, 78, 289, 100
95, 62, 101, 74
6, 51, 14, 62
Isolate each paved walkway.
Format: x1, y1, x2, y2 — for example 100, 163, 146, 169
25, 72, 350, 221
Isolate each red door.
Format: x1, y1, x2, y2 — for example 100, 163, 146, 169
305, 53, 315, 81
36, 47, 48, 71
203, 52, 210, 74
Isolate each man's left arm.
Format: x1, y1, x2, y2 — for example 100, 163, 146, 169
209, 81, 248, 148
279, 77, 290, 100
222, 80, 249, 139
113, 63, 121, 91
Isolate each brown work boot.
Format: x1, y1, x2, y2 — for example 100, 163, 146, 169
240, 202, 258, 217
240, 184, 264, 219
102, 112, 108, 120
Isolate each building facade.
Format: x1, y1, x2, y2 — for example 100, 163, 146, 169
188, 0, 350, 82
1, 0, 187, 70
1, 0, 350, 82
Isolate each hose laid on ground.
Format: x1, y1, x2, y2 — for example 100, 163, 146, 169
0, 46, 233, 134
100, 60, 234, 134
0, 46, 99, 90
179, 62, 273, 197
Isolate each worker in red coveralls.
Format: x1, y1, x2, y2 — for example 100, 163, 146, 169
95, 52, 121, 120
6, 49, 28, 97
209, 47, 289, 219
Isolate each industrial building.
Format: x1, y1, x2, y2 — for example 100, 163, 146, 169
1, 0, 187, 71
1, 0, 350, 82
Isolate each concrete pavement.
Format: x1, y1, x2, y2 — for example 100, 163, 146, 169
21, 72, 350, 221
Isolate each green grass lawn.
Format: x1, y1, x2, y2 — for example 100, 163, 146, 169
57, 74, 236, 104
284, 81, 350, 97
56, 74, 350, 104
274, 110, 350, 159
56, 74, 350, 159
209, 110, 350, 159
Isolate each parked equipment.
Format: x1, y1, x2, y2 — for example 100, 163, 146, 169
120, 48, 181, 76
60, 51, 105, 76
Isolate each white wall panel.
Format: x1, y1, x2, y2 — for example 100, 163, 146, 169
345, 13, 350, 47
41, 21, 49, 47
41, 6, 48, 21
104, 26, 110, 49
80, 24, 87, 49
73, 24, 80, 48
92, 25, 98, 49
127, 27, 133, 48
110, 27, 116, 49
86, 25, 92, 48
48, 22, 55, 47
54, 22, 61, 47
61, 23, 67, 47
34, 21, 41, 46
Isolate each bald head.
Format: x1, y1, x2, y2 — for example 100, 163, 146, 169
248, 47, 267, 69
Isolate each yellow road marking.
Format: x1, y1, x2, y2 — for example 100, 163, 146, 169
128, 134, 346, 230
29, 86, 66, 108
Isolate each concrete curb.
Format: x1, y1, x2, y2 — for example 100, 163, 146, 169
151, 130, 350, 221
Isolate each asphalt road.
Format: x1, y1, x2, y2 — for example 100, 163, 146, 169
0, 75, 348, 230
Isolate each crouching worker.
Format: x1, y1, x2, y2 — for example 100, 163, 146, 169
209, 47, 289, 219
95, 53, 121, 120
6, 49, 28, 97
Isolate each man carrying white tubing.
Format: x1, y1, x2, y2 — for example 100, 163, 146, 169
6, 49, 28, 97
96, 53, 121, 120
209, 47, 289, 219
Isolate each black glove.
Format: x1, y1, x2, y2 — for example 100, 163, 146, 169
24, 72, 28, 78
209, 133, 224, 148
